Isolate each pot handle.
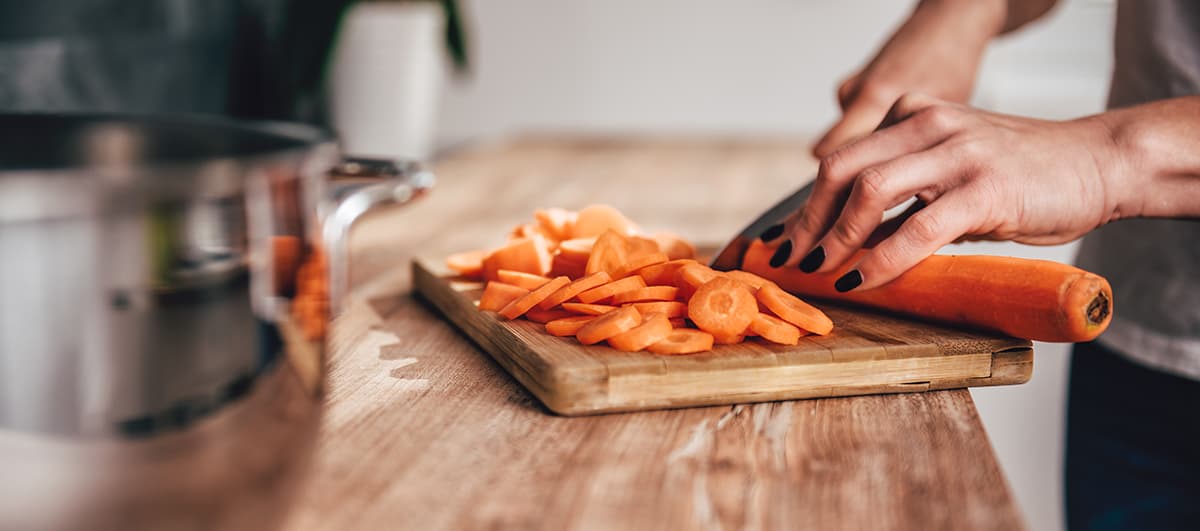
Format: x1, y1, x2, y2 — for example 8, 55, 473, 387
321, 157, 434, 314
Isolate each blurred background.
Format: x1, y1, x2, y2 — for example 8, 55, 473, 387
332, 1, 1115, 530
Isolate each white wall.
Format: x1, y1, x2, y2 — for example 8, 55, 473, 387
347, 2, 1118, 530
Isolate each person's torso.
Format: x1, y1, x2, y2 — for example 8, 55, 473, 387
1076, 0, 1200, 380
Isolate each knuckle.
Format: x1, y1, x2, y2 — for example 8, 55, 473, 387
905, 211, 945, 245
857, 168, 890, 203
830, 218, 866, 246
920, 104, 960, 132
818, 150, 852, 183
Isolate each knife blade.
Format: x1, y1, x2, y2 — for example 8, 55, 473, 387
709, 178, 816, 271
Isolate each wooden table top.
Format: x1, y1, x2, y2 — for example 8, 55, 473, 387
283, 136, 1026, 531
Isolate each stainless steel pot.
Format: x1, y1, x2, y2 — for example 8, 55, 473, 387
0, 113, 432, 530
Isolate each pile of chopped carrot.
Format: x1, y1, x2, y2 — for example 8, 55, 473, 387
446, 205, 833, 354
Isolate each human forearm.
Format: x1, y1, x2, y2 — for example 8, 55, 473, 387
1100, 96, 1200, 219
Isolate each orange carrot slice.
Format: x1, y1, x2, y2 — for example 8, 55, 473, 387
607, 313, 673, 352
627, 235, 661, 257
668, 318, 688, 328
614, 252, 669, 278
631, 301, 687, 318
496, 269, 552, 290
576, 306, 642, 345
534, 207, 577, 241
586, 230, 629, 277
612, 286, 679, 305
482, 236, 552, 280
749, 313, 802, 345
572, 204, 637, 238
549, 253, 587, 279
687, 277, 757, 337
756, 283, 834, 335
653, 232, 696, 260
561, 302, 618, 315
675, 263, 722, 299
479, 282, 529, 312
545, 315, 596, 336
557, 237, 596, 262
538, 271, 612, 310
647, 329, 714, 355
724, 270, 774, 290
499, 276, 571, 319
576, 275, 646, 304
711, 332, 747, 345
525, 309, 574, 324
637, 259, 698, 285
446, 249, 487, 278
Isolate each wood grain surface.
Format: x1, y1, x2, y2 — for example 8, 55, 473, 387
413, 257, 1032, 415
283, 137, 1028, 531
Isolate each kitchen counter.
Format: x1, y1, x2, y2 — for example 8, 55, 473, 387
283, 136, 1026, 531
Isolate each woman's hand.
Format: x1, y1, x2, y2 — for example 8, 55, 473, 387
766, 93, 1129, 292
812, 1, 1005, 158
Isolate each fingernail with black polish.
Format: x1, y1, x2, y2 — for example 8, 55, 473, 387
769, 240, 793, 268
834, 270, 863, 293
759, 223, 784, 242
798, 246, 825, 273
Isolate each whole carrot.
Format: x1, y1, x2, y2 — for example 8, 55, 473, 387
741, 241, 1112, 343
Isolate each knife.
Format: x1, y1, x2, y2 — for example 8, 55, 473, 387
709, 178, 816, 271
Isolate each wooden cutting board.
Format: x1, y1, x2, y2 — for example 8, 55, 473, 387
413, 258, 1033, 416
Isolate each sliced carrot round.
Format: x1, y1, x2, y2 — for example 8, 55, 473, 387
496, 269, 552, 290
653, 232, 696, 260
756, 283, 834, 335
549, 253, 587, 279
724, 270, 774, 290
607, 313, 673, 352
557, 237, 596, 262
647, 329, 714, 355
499, 276, 571, 320
576, 306, 642, 345
478, 282, 530, 312
585, 230, 630, 277
630, 301, 687, 318
545, 315, 596, 336
675, 263, 722, 299
538, 271, 612, 310
561, 302, 618, 315
611, 286, 679, 305
576, 275, 646, 304
687, 277, 757, 337
614, 252, 669, 279
572, 204, 637, 238
637, 259, 698, 285
711, 332, 746, 345
749, 313, 802, 345
524, 309, 574, 324
446, 249, 487, 278
668, 318, 688, 328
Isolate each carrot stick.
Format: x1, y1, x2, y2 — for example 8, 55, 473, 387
499, 276, 571, 319
611, 286, 679, 305
687, 277, 757, 337
742, 240, 1112, 342
630, 301, 687, 318
576, 275, 646, 304
614, 252, 669, 278
545, 315, 596, 336
749, 313, 802, 345
561, 302, 618, 315
647, 329, 714, 355
576, 306, 642, 345
756, 283, 835, 336
496, 269, 552, 290
608, 313, 673, 352
478, 282, 530, 312
537, 271, 612, 310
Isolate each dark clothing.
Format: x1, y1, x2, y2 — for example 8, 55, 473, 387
0, 0, 348, 124
1065, 341, 1200, 531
